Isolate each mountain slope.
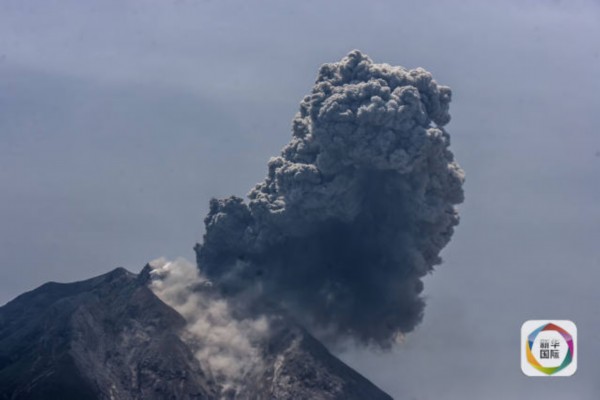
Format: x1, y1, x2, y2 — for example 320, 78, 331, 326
0, 268, 392, 400
0, 268, 215, 400
252, 319, 393, 400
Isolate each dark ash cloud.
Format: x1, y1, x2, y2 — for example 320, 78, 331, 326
195, 50, 464, 347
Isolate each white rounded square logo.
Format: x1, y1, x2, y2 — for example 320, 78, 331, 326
521, 320, 577, 377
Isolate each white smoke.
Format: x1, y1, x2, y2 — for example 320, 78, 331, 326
147, 257, 269, 396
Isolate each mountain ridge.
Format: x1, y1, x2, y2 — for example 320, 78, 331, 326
0, 267, 393, 400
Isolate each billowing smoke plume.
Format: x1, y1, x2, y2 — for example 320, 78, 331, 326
148, 258, 269, 396
196, 50, 464, 347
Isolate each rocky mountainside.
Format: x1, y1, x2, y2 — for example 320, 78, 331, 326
0, 268, 393, 400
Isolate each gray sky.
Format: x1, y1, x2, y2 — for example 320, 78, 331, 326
1, 0, 599, 398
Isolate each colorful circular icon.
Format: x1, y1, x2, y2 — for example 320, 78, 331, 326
525, 322, 574, 375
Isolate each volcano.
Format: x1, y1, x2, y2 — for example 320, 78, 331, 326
0, 267, 392, 400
